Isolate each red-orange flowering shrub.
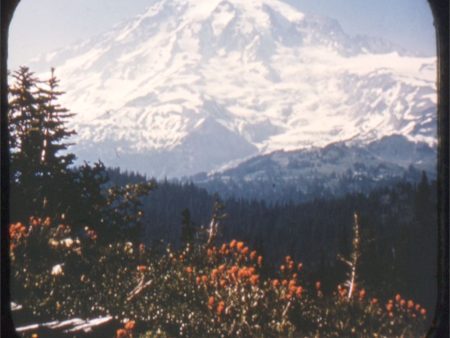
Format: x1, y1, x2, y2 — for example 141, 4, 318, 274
10, 222, 429, 338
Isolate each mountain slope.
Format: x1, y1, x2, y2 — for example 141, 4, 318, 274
190, 135, 436, 202
29, 0, 436, 177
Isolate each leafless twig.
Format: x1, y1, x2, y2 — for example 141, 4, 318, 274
127, 276, 153, 301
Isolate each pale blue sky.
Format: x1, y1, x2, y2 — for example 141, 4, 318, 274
9, 0, 436, 69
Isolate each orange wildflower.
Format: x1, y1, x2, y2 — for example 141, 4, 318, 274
272, 279, 280, 287
87, 229, 97, 240
257, 256, 263, 266
282, 279, 288, 286
19, 225, 27, 235
296, 286, 303, 298
359, 289, 366, 300
137, 265, 147, 272
218, 264, 226, 272
31, 217, 41, 227
229, 266, 239, 275
230, 239, 237, 248
43, 217, 51, 227
386, 303, 394, 312
238, 268, 250, 279
288, 261, 294, 270
220, 279, 227, 288
250, 274, 259, 285
407, 300, 414, 309
289, 284, 297, 294
208, 296, 215, 309
241, 246, 249, 256
236, 241, 244, 251
207, 248, 213, 257
250, 250, 257, 260
116, 329, 128, 338
211, 269, 219, 280
124, 320, 136, 330
217, 301, 225, 315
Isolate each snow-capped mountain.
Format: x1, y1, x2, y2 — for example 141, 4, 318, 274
29, 0, 436, 178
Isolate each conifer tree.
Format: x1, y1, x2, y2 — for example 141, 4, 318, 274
8, 67, 77, 221
37, 68, 76, 174
180, 208, 196, 245
8, 67, 44, 220
36, 68, 77, 218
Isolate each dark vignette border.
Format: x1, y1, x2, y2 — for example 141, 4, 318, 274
0, 1, 447, 337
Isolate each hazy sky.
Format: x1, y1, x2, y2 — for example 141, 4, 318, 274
8, 0, 436, 69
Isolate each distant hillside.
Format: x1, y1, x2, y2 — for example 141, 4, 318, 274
190, 135, 436, 203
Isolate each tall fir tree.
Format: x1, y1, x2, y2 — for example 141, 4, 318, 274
36, 68, 77, 218
8, 67, 44, 220
8, 67, 77, 221
38, 68, 76, 173
180, 208, 196, 245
